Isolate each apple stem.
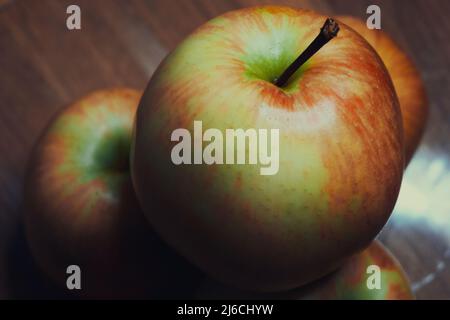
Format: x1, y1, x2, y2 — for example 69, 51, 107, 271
273, 18, 340, 88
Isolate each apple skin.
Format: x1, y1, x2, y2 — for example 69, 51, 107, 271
132, 6, 404, 291
336, 16, 428, 165
25, 88, 201, 298
197, 240, 414, 300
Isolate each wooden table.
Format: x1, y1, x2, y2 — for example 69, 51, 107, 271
1, 0, 449, 299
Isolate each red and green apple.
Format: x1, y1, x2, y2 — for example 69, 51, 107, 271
25, 88, 200, 298
132, 6, 404, 291
297, 240, 414, 299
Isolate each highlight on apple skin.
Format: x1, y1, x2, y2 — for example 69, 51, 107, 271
132, 6, 404, 292
197, 240, 414, 300
24, 88, 201, 298
337, 16, 428, 166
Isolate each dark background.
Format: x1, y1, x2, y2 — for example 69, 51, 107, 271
0, 0, 449, 299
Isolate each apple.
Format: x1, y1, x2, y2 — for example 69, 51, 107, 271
296, 240, 414, 299
336, 16, 428, 165
25, 88, 201, 298
197, 240, 414, 300
132, 6, 404, 291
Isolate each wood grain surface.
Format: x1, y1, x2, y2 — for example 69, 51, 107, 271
1, 0, 449, 299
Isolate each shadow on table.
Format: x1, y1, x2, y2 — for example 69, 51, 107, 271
6, 220, 73, 299
5, 212, 205, 300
